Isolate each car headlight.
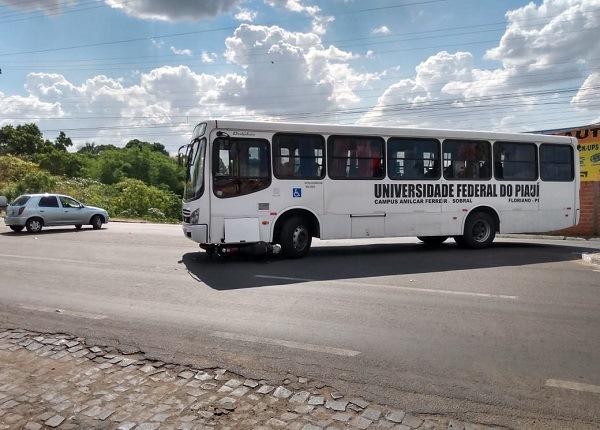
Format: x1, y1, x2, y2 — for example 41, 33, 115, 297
190, 209, 200, 224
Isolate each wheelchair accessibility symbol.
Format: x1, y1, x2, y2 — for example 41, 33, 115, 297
292, 187, 302, 198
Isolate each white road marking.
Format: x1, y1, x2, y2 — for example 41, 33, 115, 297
210, 330, 360, 357
19, 304, 107, 320
255, 275, 314, 282
333, 280, 518, 300
256, 275, 517, 300
0, 253, 110, 266
545, 379, 600, 394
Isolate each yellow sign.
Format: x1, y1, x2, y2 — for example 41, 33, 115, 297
553, 126, 600, 182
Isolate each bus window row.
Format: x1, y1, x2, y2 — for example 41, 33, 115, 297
211, 134, 574, 198
271, 134, 574, 182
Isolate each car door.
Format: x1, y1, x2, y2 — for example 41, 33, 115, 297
37, 195, 63, 225
59, 196, 85, 224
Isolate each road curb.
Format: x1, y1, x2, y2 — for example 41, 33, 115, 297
497, 234, 595, 241
582, 252, 600, 266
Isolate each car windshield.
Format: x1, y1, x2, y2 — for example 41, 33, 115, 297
10, 196, 30, 206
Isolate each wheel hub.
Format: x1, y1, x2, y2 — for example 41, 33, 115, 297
472, 220, 490, 242
292, 226, 308, 251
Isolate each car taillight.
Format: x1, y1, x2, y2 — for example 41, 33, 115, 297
18, 207, 25, 215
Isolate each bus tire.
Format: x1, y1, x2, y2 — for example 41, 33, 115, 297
280, 216, 312, 258
461, 211, 496, 249
417, 236, 448, 246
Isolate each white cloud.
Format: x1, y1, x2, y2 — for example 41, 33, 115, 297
363, 0, 600, 130
265, 0, 334, 35
224, 24, 377, 114
571, 72, 600, 109
201, 51, 218, 64
0, 91, 62, 127
170, 46, 193, 56
372, 26, 391, 35
151, 39, 165, 48
366, 50, 375, 59
235, 8, 257, 22
104, 0, 241, 21
0, 0, 75, 13
16, 67, 248, 150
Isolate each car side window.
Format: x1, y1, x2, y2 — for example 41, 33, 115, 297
59, 196, 80, 208
38, 196, 59, 208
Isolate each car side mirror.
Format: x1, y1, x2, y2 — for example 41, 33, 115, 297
0, 196, 7, 208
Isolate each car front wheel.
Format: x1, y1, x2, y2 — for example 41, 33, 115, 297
91, 215, 103, 230
25, 218, 43, 233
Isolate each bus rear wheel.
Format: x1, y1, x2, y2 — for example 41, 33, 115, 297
417, 236, 448, 246
458, 212, 496, 249
280, 216, 312, 258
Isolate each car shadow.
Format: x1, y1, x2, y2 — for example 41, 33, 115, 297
181, 241, 594, 291
0, 226, 99, 236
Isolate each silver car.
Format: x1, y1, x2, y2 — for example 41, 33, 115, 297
3, 194, 109, 233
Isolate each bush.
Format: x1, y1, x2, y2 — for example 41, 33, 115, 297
112, 178, 181, 222
0, 155, 39, 182
36, 149, 83, 177
0, 148, 184, 223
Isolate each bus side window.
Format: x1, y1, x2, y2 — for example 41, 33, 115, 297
328, 135, 385, 179
540, 144, 574, 181
443, 139, 491, 180
494, 141, 537, 181
213, 138, 271, 198
387, 138, 440, 180
273, 133, 325, 179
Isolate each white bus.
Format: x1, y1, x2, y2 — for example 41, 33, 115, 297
181, 120, 579, 258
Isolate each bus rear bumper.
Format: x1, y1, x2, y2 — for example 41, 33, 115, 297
182, 224, 208, 243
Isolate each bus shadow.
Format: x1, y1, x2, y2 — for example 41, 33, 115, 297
181, 241, 593, 291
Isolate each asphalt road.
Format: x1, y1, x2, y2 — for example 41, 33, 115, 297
0, 221, 599, 429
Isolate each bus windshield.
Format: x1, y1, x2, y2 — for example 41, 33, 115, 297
183, 137, 206, 201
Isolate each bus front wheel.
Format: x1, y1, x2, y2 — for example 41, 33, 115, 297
280, 217, 312, 258
457, 212, 496, 249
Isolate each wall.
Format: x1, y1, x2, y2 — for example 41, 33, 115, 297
541, 124, 600, 237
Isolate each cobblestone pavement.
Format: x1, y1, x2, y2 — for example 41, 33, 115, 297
0, 328, 503, 430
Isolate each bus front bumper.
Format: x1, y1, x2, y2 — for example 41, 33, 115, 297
182, 223, 208, 243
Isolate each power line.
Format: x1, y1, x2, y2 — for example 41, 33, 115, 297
13, 62, 600, 110
6, 21, 600, 76
12, 84, 600, 133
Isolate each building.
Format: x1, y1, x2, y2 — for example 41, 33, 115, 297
538, 123, 600, 236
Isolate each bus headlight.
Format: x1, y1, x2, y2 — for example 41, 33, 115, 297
190, 209, 200, 224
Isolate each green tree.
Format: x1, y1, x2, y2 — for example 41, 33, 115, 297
77, 142, 118, 155
54, 131, 73, 151
0, 123, 50, 158
36, 149, 83, 177
125, 139, 169, 156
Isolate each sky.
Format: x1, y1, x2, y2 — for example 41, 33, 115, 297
0, 0, 599, 152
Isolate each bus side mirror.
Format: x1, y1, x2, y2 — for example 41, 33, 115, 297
177, 144, 189, 167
